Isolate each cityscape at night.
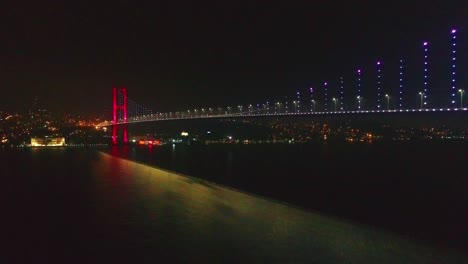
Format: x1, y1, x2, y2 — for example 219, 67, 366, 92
2, 105, 468, 147
2, 1, 468, 263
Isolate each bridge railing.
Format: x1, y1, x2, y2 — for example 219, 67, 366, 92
96, 107, 468, 127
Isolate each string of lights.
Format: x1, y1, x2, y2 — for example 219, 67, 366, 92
324, 82, 328, 111
399, 59, 404, 109
423, 41, 429, 107
451, 29, 457, 106
377, 61, 382, 109
340, 77, 344, 111
357, 69, 362, 110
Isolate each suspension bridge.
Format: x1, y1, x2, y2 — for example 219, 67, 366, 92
96, 28, 467, 144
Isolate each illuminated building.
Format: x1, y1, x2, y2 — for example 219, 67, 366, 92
31, 137, 65, 147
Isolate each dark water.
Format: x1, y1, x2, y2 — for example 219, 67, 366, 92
2, 144, 467, 263
108, 141, 468, 250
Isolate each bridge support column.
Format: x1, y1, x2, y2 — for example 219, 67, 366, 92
112, 87, 128, 145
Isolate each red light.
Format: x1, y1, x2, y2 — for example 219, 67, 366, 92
112, 87, 128, 145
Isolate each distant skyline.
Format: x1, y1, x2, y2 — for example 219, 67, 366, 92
1, 1, 467, 116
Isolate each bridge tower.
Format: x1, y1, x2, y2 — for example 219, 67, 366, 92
112, 87, 128, 145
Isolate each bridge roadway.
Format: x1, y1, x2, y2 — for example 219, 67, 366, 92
98, 107, 468, 126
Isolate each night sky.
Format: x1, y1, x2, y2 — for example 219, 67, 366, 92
1, 1, 467, 116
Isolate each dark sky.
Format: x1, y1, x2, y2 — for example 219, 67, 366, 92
1, 1, 467, 116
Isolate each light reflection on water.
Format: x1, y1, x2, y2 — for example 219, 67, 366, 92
91, 151, 465, 263
107, 142, 468, 248
2, 148, 467, 263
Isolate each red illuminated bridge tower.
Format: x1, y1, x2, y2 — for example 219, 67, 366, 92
112, 87, 128, 145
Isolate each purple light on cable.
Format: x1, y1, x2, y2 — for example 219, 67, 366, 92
340, 77, 344, 110
357, 68, 362, 110
376, 60, 382, 109
324, 81, 328, 111
451, 28, 457, 106
309, 87, 314, 112
399, 59, 404, 109
296, 91, 300, 113
423, 41, 429, 107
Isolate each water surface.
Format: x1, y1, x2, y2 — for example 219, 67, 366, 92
2, 148, 466, 263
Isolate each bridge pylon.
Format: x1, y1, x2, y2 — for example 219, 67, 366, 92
112, 87, 128, 145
